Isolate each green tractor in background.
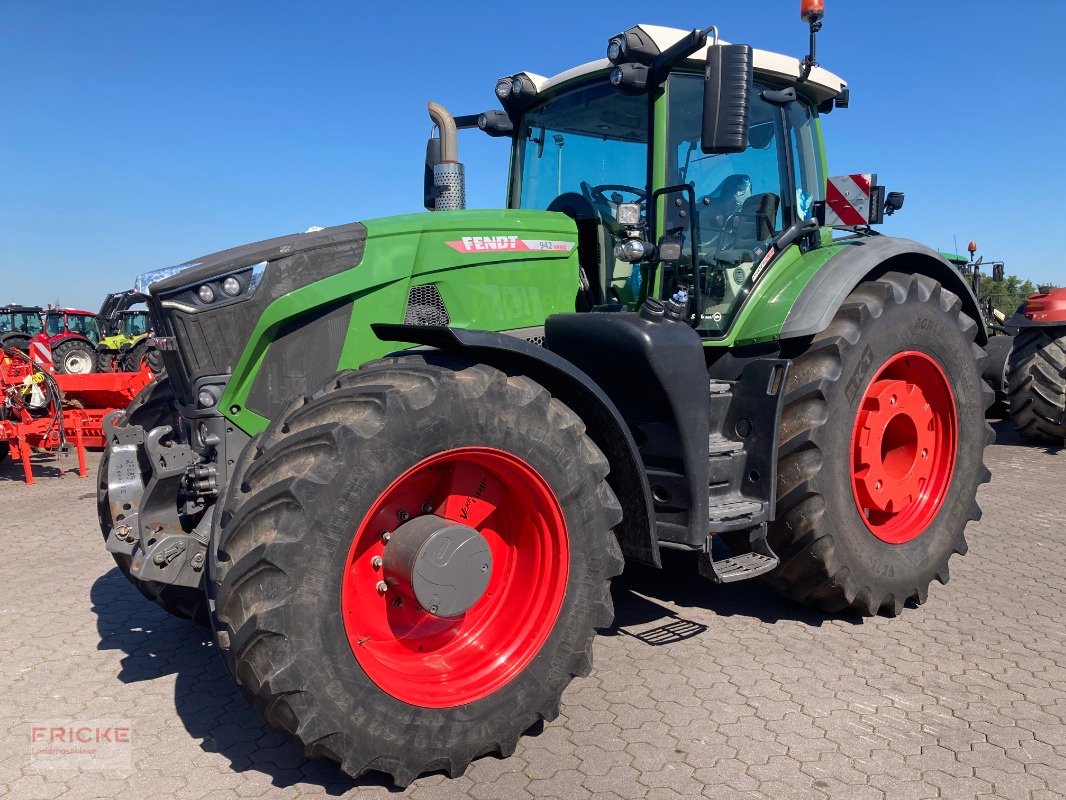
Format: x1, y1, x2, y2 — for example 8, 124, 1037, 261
96, 290, 163, 373
946, 242, 1013, 416
98, 4, 993, 786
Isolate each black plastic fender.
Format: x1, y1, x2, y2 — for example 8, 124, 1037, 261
781, 237, 988, 345
372, 323, 660, 567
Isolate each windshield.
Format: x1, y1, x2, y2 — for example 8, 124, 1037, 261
45, 313, 64, 337
123, 313, 149, 336
514, 78, 648, 211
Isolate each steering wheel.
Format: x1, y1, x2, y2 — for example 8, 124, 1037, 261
581, 182, 646, 208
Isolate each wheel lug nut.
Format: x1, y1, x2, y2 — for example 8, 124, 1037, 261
398, 510, 410, 522
889, 395, 897, 406
380, 531, 391, 544
875, 480, 883, 491
422, 502, 433, 514
371, 556, 383, 570
376, 581, 388, 594
392, 597, 403, 608
921, 449, 928, 459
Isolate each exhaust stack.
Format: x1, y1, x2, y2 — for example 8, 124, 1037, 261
425, 103, 466, 211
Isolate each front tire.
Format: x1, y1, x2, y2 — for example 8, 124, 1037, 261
210, 358, 623, 786
1007, 327, 1066, 443
765, 273, 992, 616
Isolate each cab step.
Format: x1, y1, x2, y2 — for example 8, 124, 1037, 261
707, 434, 744, 459
708, 499, 765, 523
698, 522, 780, 584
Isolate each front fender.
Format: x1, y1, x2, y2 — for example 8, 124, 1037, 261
47, 333, 94, 349
781, 236, 988, 344
372, 323, 660, 567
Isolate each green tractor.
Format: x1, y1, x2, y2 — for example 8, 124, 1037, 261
96, 291, 162, 373
99, 5, 993, 786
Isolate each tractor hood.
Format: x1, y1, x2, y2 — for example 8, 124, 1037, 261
136, 221, 370, 296
142, 209, 580, 415
137, 210, 578, 297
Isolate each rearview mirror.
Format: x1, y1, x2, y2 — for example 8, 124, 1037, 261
992, 262, 1005, 282
702, 43, 753, 154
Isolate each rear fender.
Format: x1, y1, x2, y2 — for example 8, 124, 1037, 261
781, 237, 988, 345
372, 323, 660, 567
1006, 287, 1066, 329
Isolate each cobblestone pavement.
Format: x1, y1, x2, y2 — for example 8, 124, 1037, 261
0, 421, 1063, 799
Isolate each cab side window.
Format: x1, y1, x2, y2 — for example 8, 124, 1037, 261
667, 74, 791, 335
788, 100, 824, 220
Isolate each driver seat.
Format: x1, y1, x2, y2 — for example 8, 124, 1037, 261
733, 193, 779, 249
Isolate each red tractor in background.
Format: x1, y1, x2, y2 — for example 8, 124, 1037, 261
40, 307, 102, 374
1008, 287, 1066, 443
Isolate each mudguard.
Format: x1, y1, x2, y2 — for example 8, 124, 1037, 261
372, 323, 660, 567
1005, 287, 1066, 329
781, 236, 988, 344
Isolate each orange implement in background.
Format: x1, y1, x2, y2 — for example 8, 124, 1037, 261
1, 347, 151, 484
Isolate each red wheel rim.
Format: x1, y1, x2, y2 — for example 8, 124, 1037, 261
341, 447, 569, 708
850, 351, 957, 544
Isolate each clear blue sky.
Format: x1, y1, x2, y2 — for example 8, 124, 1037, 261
2, 1, 1062, 309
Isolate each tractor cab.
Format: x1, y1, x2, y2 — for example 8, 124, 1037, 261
44, 308, 101, 346
494, 31, 844, 335
426, 19, 857, 342
0, 305, 43, 355
0, 305, 43, 335
118, 310, 151, 337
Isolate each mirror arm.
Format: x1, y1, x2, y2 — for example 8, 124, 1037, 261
648, 27, 710, 87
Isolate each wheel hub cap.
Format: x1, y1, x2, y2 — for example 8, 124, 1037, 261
383, 515, 492, 618
850, 351, 958, 544
66, 352, 91, 373
340, 446, 569, 708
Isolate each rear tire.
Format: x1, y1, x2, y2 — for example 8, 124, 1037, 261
0, 442, 9, 464
763, 273, 992, 616
209, 357, 623, 786
1007, 327, 1066, 443
97, 377, 208, 625
53, 340, 96, 374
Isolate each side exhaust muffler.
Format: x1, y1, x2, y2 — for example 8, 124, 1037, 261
424, 102, 466, 211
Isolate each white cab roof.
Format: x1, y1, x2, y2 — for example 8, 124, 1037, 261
520, 24, 847, 105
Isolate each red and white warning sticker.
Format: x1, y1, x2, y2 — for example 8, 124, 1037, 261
824, 173, 874, 227
446, 235, 575, 254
